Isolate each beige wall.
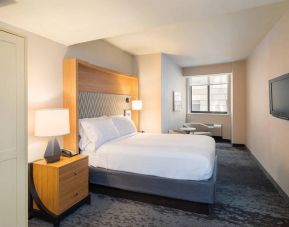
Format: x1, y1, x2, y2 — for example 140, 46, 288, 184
27, 35, 68, 162
136, 54, 186, 133
161, 54, 186, 132
182, 62, 232, 77
66, 40, 136, 75
183, 61, 246, 142
0, 22, 68, 162
246, 8, 289, 196
136, 54, 162, 133
232, 60, 246, 144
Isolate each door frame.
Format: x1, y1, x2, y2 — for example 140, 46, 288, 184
0, 27, 28, 227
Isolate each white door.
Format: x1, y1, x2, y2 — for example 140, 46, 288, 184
0, 30, 27, 227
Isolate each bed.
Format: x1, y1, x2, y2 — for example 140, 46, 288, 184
62, 61, 217, 208
79, 116, 217, 204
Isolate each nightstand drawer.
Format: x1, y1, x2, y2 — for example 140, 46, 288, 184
60, 166, 88, 185
59, 167, 88, 197
59, 162, 88, 183
59, 181, 88, 213
59, 158, 88, 180
59, 167, 88, 193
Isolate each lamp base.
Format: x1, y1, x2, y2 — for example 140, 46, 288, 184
44, 138, 61, 163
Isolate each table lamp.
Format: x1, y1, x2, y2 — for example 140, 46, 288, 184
34, 108, 70, 163
132, 100, 142, 110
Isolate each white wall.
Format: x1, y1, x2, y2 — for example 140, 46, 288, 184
136, 54, 162, 133
0, 21, 68, 162
0, 22, 136, 162
246, 8, 289, 196
66, 39, 136, 75
161, 54, 186, 132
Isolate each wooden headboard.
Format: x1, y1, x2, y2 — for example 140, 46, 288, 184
63, 58, 139, 153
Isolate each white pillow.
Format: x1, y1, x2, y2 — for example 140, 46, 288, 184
78, 116, 107, 151
79, 127, 90, 151
111, 116, 137, 136
80, 117, 120, 150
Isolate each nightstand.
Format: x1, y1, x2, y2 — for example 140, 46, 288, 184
29, 155, 90, 227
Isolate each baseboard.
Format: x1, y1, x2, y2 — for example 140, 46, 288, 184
232, 143, 245, 147
213, 136, 231, 143
245, 146, 289, 203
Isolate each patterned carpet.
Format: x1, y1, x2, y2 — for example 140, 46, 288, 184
29, 143, 289, 227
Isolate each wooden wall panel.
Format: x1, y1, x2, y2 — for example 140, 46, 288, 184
78, 64, 137, 95
63, 59, 78, 152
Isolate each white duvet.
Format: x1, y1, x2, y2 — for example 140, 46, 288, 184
82, 133, 216, 181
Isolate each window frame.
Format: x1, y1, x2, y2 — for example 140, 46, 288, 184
189, 76, 229, 114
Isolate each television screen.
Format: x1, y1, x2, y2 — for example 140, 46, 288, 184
269, 73, 289, 120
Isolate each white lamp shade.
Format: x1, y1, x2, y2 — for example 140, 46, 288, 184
132, 100, 142, 110
35, 108, 70, 137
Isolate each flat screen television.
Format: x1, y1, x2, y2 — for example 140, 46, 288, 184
269, 73, 289, 120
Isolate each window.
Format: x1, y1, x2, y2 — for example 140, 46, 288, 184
188, 74, 229, 114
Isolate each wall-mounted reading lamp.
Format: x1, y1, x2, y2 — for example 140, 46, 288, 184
132, 100, 142, 110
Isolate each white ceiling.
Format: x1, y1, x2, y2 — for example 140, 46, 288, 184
0, 0, 288, 66
107, 1, 289, 66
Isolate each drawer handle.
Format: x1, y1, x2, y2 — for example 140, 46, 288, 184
73, 192, 79, 197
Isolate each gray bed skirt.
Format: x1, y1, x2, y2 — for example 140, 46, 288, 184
89, 156, 217, 204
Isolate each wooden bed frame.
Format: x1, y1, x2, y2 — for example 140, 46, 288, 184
63, 58, 217, 208
63, 58, 139, 153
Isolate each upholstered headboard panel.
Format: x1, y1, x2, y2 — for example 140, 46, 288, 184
78, 92, 130, 119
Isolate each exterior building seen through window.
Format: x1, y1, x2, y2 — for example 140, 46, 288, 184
188, 74, 229, 114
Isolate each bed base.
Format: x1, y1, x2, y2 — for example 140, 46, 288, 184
90, 184, 211, 214
89, 156, 217, 212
